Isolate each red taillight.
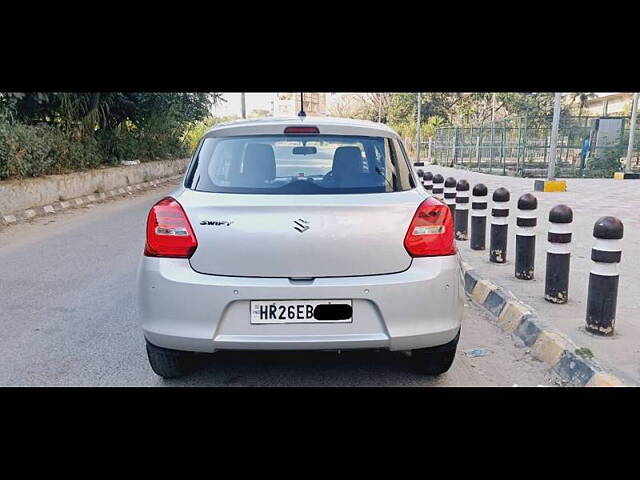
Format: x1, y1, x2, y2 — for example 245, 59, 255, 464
284, 126, 319, 134
404, 198, 456, 257
144, 197, 198, 258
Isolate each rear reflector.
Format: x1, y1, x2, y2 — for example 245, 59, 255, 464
284, 126, 319, 134
144, 197, 198, 258
404, 198, 456, 257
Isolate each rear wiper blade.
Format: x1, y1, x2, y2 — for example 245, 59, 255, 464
276, 179, 325, 192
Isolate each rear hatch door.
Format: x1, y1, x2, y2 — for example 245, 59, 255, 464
181, 189, 422, 278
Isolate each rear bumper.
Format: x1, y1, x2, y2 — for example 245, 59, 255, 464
137, 255, 463, 353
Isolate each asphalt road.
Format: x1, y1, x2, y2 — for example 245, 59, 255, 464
0, 182, 562, 386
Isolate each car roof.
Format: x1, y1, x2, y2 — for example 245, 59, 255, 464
204, 116, 401, 140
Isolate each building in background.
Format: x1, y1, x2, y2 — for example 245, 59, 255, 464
274, 93, 327, 116
581, 93, 634, 116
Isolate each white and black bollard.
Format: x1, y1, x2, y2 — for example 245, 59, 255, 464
544, 205, 573, 304
454, 179, 470, 240
432, 174, 444, 200
417, 169, 424, 182
470, 183, 488, 250
444, 177, 457, 215
585, 216, 624, 336
423, 171, 433, 192
515, 193, 537, 280
489, 187, 510, 263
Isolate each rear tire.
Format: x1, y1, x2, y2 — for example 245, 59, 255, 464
145, 340, 195, 379
410, 331, 460, 376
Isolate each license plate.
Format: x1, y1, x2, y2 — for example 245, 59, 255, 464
250, 300, 353, 324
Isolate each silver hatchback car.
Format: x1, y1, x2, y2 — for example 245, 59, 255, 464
138, 116, 462, 378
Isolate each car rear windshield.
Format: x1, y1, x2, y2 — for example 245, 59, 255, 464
186, 134, 415, 194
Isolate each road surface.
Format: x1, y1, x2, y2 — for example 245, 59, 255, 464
0, 181, 561, 386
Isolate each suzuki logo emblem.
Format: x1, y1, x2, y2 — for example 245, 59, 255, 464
293, 218, 310, 233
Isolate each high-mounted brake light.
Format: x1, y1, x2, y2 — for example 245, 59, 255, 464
144, 197, 198, 258
404, 197, 456, 257
284, 126, 319, 134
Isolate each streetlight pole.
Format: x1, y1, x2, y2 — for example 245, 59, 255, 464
378, 93, 382, 122
625, 92, 639, 173
547, 92, 562, 180
521, 100, 530, 176
416, 92, 422, 163
241, 92, 246, 119
490, 92, 495, 172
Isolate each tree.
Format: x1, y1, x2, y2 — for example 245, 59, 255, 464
0, 92, 222, 132
323, 92, 579, 133
327, 94, 366, 118
0, 92, 225, 164
442, 93, 559, 126
325, 93, 398, 121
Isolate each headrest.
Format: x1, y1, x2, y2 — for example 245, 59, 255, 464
243, 143, 276, 184
332, 146, 363, 177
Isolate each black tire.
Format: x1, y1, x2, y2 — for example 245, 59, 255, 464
145, 340, 195, 379
410, 331, 460, 376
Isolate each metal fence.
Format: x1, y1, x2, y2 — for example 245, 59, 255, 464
427, 115, 640, 177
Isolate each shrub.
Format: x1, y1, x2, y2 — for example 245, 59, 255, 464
61, 134, 103, 171
96, 115, 191, 163
134, 113, 189, 161
0, 92, 216, 180
0, 116, 195, 180
0, 122, 102, 180
95, 126, 143, 164
586, 147, 624, 178
0, 123, 58, 178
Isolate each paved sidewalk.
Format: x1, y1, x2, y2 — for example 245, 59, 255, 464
423, 165, 640, 385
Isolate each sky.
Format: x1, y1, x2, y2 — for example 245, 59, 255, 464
212, 93, 274, 117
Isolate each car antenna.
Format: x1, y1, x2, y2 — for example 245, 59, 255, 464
298, 92, 306, 117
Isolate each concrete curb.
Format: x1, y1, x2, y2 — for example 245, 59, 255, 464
1, 174, 183, 227
0, 158, 190, 215
461, 260, 626, 387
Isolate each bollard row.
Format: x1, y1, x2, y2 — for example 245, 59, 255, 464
426, 175, 626, 335
444, 179, 625, 337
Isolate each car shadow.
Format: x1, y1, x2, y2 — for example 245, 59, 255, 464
160, 349, 443, 387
